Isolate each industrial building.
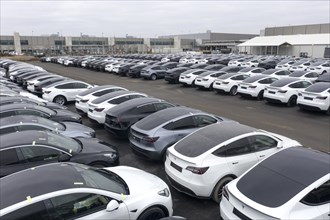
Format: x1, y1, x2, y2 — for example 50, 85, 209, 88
238, 23, 330, 58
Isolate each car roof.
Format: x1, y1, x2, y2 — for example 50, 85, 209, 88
242, 75, 270, 83
0, 163, 96, 209
0, 103, 52, 112
270, 77, 300, 87
174, 123, 256, 157
91, 90, 142, 104
106, 97, 166, 116
135, 107, 201, 130
0, 115, 55, 127
237, 147, 330, 208
78, 85, 118, 96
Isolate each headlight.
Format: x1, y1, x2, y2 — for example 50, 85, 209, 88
104, 153, 117, 159
158, 188, 170, 197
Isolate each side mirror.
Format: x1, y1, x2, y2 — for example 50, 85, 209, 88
58, 154, 71, 162
106, 200, 119, 212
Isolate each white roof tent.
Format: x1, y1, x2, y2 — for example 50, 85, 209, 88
239, 33, 330, 47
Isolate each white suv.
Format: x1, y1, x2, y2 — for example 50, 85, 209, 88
238, 75, 278, 100
308, 61, 330, 75
179, 69, 207, 86
195, 71, 228, 90
42, 80, 93, 105
213, 73, 250, 95
264, 78, 312, 106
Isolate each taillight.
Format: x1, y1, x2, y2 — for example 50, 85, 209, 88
223, 185, 229, 201
186, 166, 209, 175
44, 90, 51, 94
80, 99, 89, 103
222, 81, 229, 84
278, 90, 287, 93
316, 96, 328, 100
142, 136, 159, 143
249, 85, 257, 88
94, 107, 105, 112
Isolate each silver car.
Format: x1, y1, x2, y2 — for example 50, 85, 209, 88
129, 107, 233, 161
0, 115, 95, 138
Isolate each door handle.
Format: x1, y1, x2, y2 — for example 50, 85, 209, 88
259, 155, 265, 158
232, 162, 238, 165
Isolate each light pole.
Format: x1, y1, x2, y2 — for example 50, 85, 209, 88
31, 30, 34, 55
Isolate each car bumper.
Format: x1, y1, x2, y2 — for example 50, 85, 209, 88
297, 98, 329, 111
75, 101, 89, 113
42, 93, 54, 102
195, 80, 211, 89
264, 92, 288, 103
87, 111, 106, 124
238, 87, 260, 97
213, 83, 231, 93
179, 77, 194, 85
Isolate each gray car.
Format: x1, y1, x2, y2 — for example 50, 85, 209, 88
0, 115, 95, 138
129, 107, 233, 161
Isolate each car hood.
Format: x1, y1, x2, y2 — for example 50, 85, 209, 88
106, 166, 167, 195
62, 122, 95, 138
77, 138, 117, 153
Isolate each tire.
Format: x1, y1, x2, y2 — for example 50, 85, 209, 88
151, 74, 157, 81
257, 90, 264, 100
212, 176, 234, 203
287, 95, 297, 107
209, 83, 214, 91
53, 95, 67, 105
229, 86, 238, 96
137, 207, 165, 220
326, 107, 330, 116
191, 80, 196, 87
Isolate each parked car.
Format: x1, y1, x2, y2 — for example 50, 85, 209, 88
219, 66, 244, 73
0, 115, 95, 138
315, 73, 330, 83
275, 59, 296, 70
43, 80, 93, 105
0, 103, 82, 123
237, 67, 265, 77
297, 82, 330, 114
289, 60, 312, 72
0, 130, 119, 177
26, 75, 61, 92
165, 123, 301, 203
0, 162, 173, 219
195, 71, 228, 90
238, 75, 279, 100
129, 107, 232, 161
127, 64, 148, 78
179, 69, 208, 86
203, 64, 225, 71
213, 73, 250, 95
0, 95, 67, 110
105, 97, 175, 138
264, 78, 312, 106
33, 77, 68, 96
258, 59, 280, 69
307, 61, 330, 75
288, 71, 319, 82
140, 65, 167, 80
261, 69, 291, 79
220, 147, 329, 220
76, 85, 127, 114
88, 91, 148, 124
163, 67, 191, 84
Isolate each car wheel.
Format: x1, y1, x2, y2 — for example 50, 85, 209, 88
212, 176, 234, 203
209, 83, 214, 91
229, 86, 238, 96
151, 74, 157, 80
53, 95, 67, 105
257, 90, 264, 100
191, 80, 196, 87
326, 107, 330, 115
137, 207, 165, 220
287, 95, 297, 107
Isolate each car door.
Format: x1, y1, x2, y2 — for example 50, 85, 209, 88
248, 135, 279, 161
17, 145, 63, 169
223, 137, 259, 177
56, 82, 76, 100
0, 148, 26, 177
72, 82, 91, 100
46, 193, 129, 220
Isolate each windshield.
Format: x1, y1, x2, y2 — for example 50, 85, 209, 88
37, 117, 66, 131
45, 132, 81, 153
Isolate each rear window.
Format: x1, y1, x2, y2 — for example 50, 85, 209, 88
135, 114, 169, 130
270, 79, 297, 87
305, 83, 330, 93
218, 74, 235, 80
289, 71, 306, 77
79, 86, 105, 96
243, 75, 267, 83
262, 69, 277, 75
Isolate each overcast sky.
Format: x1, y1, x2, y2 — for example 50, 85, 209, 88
1, 0, 329, 38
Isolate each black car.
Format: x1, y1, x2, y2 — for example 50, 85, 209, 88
127, 64, 147, 78
204, 64, 226, 71
104, 97, 175, 137
16, 71, 48, 86
117, 63, 136, 76
0, 130, 119, 177
164, 67, 190, 84
258, 59, 280, 69
0, 103, 82, 123
315, 73, 330, 83
11, 70, 42, 83
161, 62, 178, 70
21, 72, 52, 88
33, 77, 68, 96
0, 96, 67, 110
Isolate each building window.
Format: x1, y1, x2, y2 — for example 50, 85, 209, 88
150, 41, 174, 46
20, 40, 29, 45
55, 40, 65, 45
114, 41, 143, 45
0, 40, 14, 45
72, 41, 104, 45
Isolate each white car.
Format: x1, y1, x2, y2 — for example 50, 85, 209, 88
76, 85, 127, 113
240, 59, 260, 68
307, 61, 330, 75
213, 73, 250, 95
288, 71, 319, 83
0, 162, 173, 220
87, 91, 147, 124
289, 61, 311, 72
165, 123, 300, 203
195, 71, 228, 90
179, 69, 207, 86
220, 147, 329, 220
297, 82, 330, 114
26, 75, 60, 92
238, 75, 278, 100
42, 80, 93, 105
264, 78, 312, 106
238, 67, 265, 77
105, 62, 118, 72
228, 58, 246, 67
275, 60, 296, 70
262, 69, 291, 79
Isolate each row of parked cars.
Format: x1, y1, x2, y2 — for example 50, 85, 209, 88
42, 54, 330, 114
1, 58, 329, 220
